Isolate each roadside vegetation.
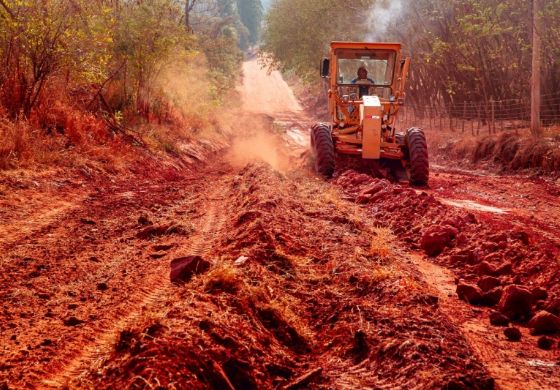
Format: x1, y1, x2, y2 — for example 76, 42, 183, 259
0, 0, 264, 171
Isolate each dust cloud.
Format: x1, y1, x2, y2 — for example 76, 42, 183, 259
225, 116, 291, 173
156, 56, 214, 123
366, 0, 405, 41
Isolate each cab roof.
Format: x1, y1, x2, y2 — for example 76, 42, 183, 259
330, 41, 402, 52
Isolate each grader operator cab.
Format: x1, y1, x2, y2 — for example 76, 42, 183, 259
310, 42, 429, 185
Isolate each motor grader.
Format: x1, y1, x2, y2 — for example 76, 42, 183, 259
310, 41, 429, 185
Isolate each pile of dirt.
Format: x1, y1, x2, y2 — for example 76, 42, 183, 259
335, 170, 560, 345
80, 164, 493, 389
435, 132, 560, 176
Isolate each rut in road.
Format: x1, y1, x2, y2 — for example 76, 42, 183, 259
43, 172, 232, 388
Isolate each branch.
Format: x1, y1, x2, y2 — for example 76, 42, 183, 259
0, 0, 15, 19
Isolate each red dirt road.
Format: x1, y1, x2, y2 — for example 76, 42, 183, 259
1, 60, 559, 389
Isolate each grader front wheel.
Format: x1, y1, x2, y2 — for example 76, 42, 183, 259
311, 124, 335, 178
405, 128, 429, 185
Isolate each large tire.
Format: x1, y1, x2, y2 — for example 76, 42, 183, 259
311, 123, 335, 178
405, 128, 429, 185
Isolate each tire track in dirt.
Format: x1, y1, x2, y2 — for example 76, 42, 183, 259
0, 194, 88, 253
40, 175, 230, 388
409, 253, 560, 390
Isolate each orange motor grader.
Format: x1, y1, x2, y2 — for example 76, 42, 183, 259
310, 41, 429, 185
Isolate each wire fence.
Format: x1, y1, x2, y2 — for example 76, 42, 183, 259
397, 93, 560, 136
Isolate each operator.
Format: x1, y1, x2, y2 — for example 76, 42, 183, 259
351, 66, 375, 98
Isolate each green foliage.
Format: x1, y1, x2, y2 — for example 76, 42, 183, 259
199, 32, 244, 98
113, 0, 195, 108
261, 0, 374, 82
0, 0, 243, 124
393, 0, 535, 104
236, 0, 264, 47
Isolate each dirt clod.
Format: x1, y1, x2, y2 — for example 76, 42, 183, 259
537, 336, 554, 350
478, 276, 501, 292
498, 285, 533, 321
40, 339, 52, 347
115, 330, 137, 353
475, 261, 497, 276
96, 282, 108, 291
481, 287, 503, 307
489, 311, 509, 327
531, 287, 548, 302
457, 282, 483, 305
63, 317, 84, 327
421, 225, 458, 256
545, 298, 560, 316
153, 244, 174, 252
528, 311, 560, 335
170, 256, 210, 284
503, 327, 522, 341
137, 215, 152, 225
509, 230, 530, 245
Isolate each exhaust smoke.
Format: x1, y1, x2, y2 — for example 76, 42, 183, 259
366, 0, 405, 41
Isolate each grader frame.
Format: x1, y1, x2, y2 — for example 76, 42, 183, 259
310, 41, 429, 185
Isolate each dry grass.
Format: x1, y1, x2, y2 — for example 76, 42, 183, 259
0, 118, 65, 169
204, 263, 244, 294
0, 54, 231, 174
425, 125, 560, 174
370, 226, 393, 258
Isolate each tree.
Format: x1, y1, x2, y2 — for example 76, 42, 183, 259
261, 0, 374, 82
236, 0, 264, 47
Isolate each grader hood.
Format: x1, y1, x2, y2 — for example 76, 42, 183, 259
360, 96, 382, 159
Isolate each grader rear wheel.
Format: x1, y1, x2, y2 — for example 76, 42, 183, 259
311, 124, 335, 178
405, 128, 429, 185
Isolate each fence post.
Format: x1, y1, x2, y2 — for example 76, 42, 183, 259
477, 103, 481, 135
491, 99, 496, 134
462, 101, 466, 133
450, 108, 454, 132
429, 105, 434, 130
500, 101, 504, 132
